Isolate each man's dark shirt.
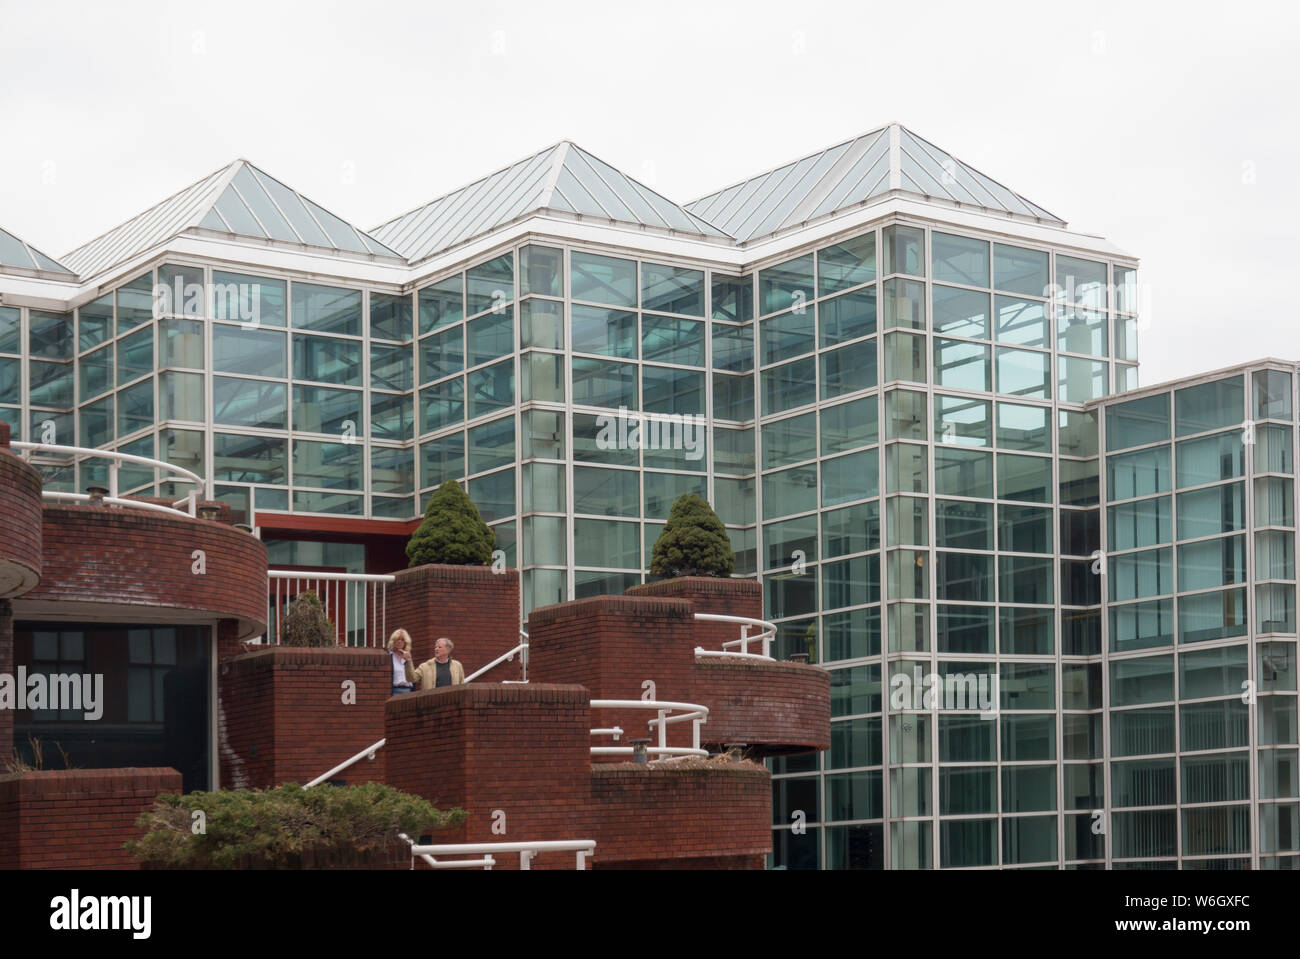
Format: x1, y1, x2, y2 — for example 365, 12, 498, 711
435, 659, 452, 687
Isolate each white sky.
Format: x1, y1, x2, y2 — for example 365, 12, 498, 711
2, 0, 1296, 387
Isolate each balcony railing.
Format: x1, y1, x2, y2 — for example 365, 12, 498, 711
12, 441, 205, 518
266, 570, 395, 647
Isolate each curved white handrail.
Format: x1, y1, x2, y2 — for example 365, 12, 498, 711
693, 613, 778, 661
14, 440, 205, 518
589, 699, 710, 760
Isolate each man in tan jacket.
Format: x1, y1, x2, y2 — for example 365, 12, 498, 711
406, 637, 467, 690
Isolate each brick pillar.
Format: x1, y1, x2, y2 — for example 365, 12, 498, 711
386, 564, 521, 682
527, 595, 696, 756
384, 684, 592, 869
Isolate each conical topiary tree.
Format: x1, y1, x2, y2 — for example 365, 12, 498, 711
649, 493, 734, 578
281, 591, 337, 647
406, 480, 496, 567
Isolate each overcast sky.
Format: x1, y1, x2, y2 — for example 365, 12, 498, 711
2, 0, 1296, 386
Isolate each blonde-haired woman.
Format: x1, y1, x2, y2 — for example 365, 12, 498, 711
387, 628, 417, 695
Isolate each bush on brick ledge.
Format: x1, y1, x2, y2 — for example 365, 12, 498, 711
649, 493, 734, 578
125, 783, 466, 869
406, 480, 496, 567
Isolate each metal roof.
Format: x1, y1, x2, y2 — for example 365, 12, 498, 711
687, 123, 1064, 243
0, 224, 75, 277
370, 141, 729, 264
61, 160, 401, 280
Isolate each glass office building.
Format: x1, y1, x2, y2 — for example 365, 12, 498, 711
1, 124, 1295, 868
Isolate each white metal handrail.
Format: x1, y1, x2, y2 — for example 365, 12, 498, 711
589, 699, 710, 760
267, 570, 395, 647
693, 613, 778, 661
13, 440, 205, 518
303, 738, 385, 789
464, 636, 527, 683
410, 839, 596, 870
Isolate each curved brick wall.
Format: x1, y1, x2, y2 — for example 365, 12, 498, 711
626, 576, 762, 654
0, 424, 43, 599
387, 564, 521, 681
590, 762, 771, 868
694, 657, 831, 756
16, 505, 268, 638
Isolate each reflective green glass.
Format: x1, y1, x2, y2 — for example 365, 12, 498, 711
466, 254, 513, 316
997, 453, 1051, 502
821, 339, 877, 398
822, 554, 879, 609
940, 766, 996, 815
520, 299, 563, 350
293, 334, 361, 386
1256, 424, 1293, 474
1109, 496, 1173, 550
821, 501, 880, 557
882, 225, 924, 277
1108, 445, 1172, 500
293, 384, 362, 436
116, 379, 153, 435
212, 377, 286, 430
158, 265, 203, 317
641, 366, 702, 416
1057, 306, 1107, 356
1000, 606, 1054, 654
1055, 255, 1107, 309
467, 416, 515, 475
885, 443, 927, 495
369, 292, 412, 341
1112, 758, 1176, 807
762, 465, 818, 520
571, 251, 636, 307
291, 439, 362, 490
711, 275, 753, 323
761, 309, 815, 364
642, 315, 704, 366
467, 308, 513, 366
1255, 369, 1292, 420
643, 471, 704, 518
214, 326, 285, 378
712, 322, 753, 372
420, 326, 463, 383
886, 495, 929, 547
882, 278, 925, 329
418, 378, 464, 433
117, 326, 153, 384
1107, 393, 1169, 451
1110, 598, 1174, 651
821, 396, 878, 454
932, 285, 988, 339
1111, 654, 1174, 706
80, 344, 112, 400
994, 295, 1047, 347
759, 254, 814, 316
935, 551, 990, 602
819, 287, 876, 347
1110, 547, 1173, 603
1175, 375, 1244, 437
999, 504, 1052, 552
1111, 706, 1175, 756
885, 390, 927, 442
371, 393, 413, 442
418, 276, 463, 335
936, 500, 992, 550
572, 466, 638, 517
115, 273, 153, 334
213, 270, 286, 327
818, 232, 876, 296
934, 446, 992, 498
467, 468, 515, 522
159, 318, 203, 368
763, 412, 817, 469
936, 394, 990, 447
420, 433, 464, 487
371, 343, 412, 392
997, 403, 1049, 452
160, 370, 203, 422
214, 433, 286, 484
994, 244, 1048, 297
996, 346, 1049, 398
762, 357, 816, 415
519, 245, 562, 298
521, 351, 563, 403
932, 232, 989, 287
1058, 355, 1107, 403
1003, 766, 1057, 813
466, 360, 513, 418
641, 263, 703, 316
572, 304, 636, 358
292, 282, 360, 336
78, 296, 112, 352
826, 449, 878, 504
999, 555, 1053, 605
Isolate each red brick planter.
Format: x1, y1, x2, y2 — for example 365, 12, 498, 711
387, 564, 521, 682
626, 576, 762, 654
219, 646, 390, 789
694, 657, 831, 756
0, 767, 182, 869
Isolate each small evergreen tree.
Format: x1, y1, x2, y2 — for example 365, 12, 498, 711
281, 591, 336, 647
406, 480, 496, 567
650, 494, 734, 578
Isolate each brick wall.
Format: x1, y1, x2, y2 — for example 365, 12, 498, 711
589, 762, 771, 868
694, 658, 831, 755
527, 596, 697, 756
626, 576, 762, 654
387, 564, 521, 682
385, 683, 592, 870
18, 505, 268, 639
218, 647, 390, 789
0, 422, 43, 599
0, 767, 182, 869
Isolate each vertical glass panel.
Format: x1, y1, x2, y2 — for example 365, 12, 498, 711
818, 232, 876, 296
819, 288, 876, 346
571, 251, 636, 307
933, 446, 993, 498
520, 245, 563, 298
369, 292, 412, 342
1255, 369, 1293, 420
641, 263, 703, 316
466, 254, 514, 316
934, 339, 990, 391
1107, 393, 1169, 451
520, 298, 563, 350
158, 265, 203, 317
996, 347, 1049, 399
212, 270, 286, 327
214, 326, 286, 378
711, 275, 753, 323
932, 232, 989, 288
935, 394, 990, 447
882, 225, 924, 277
78, 296, 112, 352
1058, 356, 1107, 403
932, 286, 989, 339
1055, 255, 1107, 308
1057, 306, 1107, 357
994, 296, 1047, 347
762, 357, 817, 414
761, 309, 815, 364
997, 403, 1050, 452
467, 307, 514, 366
418, 275, 463, 335
882, 278, 925, 330
1175, 376, 1244, 437
291, 282, 361, 336
212, 377, 285, 429
1176, 431, 1243, 487
1108, 446, 1172, 500
759, 254, 814, 316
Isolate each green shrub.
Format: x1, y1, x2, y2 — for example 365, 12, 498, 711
281, 591, 336, 647
125, 783, 466, 869
406, 480, 496, 567
649, 493, 734, 578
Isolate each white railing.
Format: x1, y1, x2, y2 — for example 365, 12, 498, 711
303, 738, 385, 789
409, 839, 596, 870
693, 613, 778, 661
267, 570, 395, 647
589, 699, 709, 760
464, 628, 529, 683
13, 441, 205, 518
